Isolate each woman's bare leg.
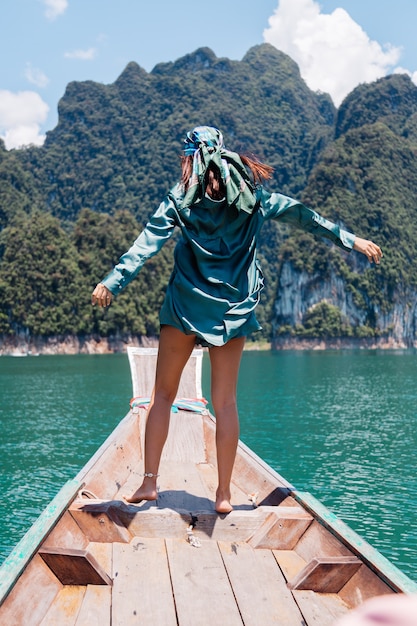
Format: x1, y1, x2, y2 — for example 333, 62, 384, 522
124, 325, 196, 503
209, 336, 245, 513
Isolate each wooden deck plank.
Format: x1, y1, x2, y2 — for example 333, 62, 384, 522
219, 541, 305, 625
273, 549, 308, 582
118, 412, 208, 503
292, 590, 349, 626
162, 411, 207, 464
156, 460, 213, 511
166, 537, 242, 626
75, 585, 111, 626
117, 505, 290, 544
80, 415, 142, 501
39, 586, 86, 626
105, 505, 193, 539
197, 460, 257, 510
186, 507, 291, 543
76, 503, 312, 546
112, 537, 177, 626
114, 463, 148, 502
134, 408, 207, 473
87, 542, 113, 580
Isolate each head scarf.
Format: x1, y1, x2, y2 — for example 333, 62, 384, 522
181, 126, 256, 214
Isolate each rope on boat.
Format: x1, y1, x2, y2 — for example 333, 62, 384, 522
78, 488, 100, 499
248, 492, 259, 507
130, 396, 208, 414
186, 524, 202, 548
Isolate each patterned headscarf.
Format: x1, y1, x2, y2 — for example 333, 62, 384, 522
181, 126, 256, 214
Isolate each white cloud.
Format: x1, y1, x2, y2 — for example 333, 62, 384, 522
25, 63, 49, 88
263, 0, 402, 106
43, 0, 68, 21
0, 91, 49, 149
64, 47, 97, 61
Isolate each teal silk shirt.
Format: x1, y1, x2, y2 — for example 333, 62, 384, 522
101, 184, 356, 347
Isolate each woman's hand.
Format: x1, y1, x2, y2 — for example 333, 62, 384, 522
353, 237, 383, 264
91, 283, 113, 308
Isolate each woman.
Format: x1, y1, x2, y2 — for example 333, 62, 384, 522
92, 126, 382, 513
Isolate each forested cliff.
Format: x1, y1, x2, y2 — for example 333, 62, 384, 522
1, 43, 417, 353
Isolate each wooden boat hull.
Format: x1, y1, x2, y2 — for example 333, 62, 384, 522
1, 348, 415, 625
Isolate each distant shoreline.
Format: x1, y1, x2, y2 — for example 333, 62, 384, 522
0, 334, 414, 356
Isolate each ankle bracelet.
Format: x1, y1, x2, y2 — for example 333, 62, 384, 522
143, 472, 160, 478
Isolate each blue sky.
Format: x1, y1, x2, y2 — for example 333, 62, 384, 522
1, 0, 416, 149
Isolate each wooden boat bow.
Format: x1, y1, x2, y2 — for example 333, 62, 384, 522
0, 347, 416, 625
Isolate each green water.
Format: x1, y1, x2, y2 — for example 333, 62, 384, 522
0, 350, 416, 581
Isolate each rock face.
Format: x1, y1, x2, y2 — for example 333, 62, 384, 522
276, 261, 364, 326
0, 334, 158, 356
268, 72, 417, 351
272, 262, 417, 349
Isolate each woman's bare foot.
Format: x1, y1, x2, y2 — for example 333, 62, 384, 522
123, 477, 158, 504
215, 489, 233, 514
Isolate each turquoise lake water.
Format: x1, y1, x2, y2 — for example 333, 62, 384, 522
0, 350, 416, 581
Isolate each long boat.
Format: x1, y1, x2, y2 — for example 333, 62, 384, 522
0, 347, 416, 625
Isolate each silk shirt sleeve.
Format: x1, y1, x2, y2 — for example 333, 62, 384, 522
258, 188, 356, 252
101, 195, 177, 295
